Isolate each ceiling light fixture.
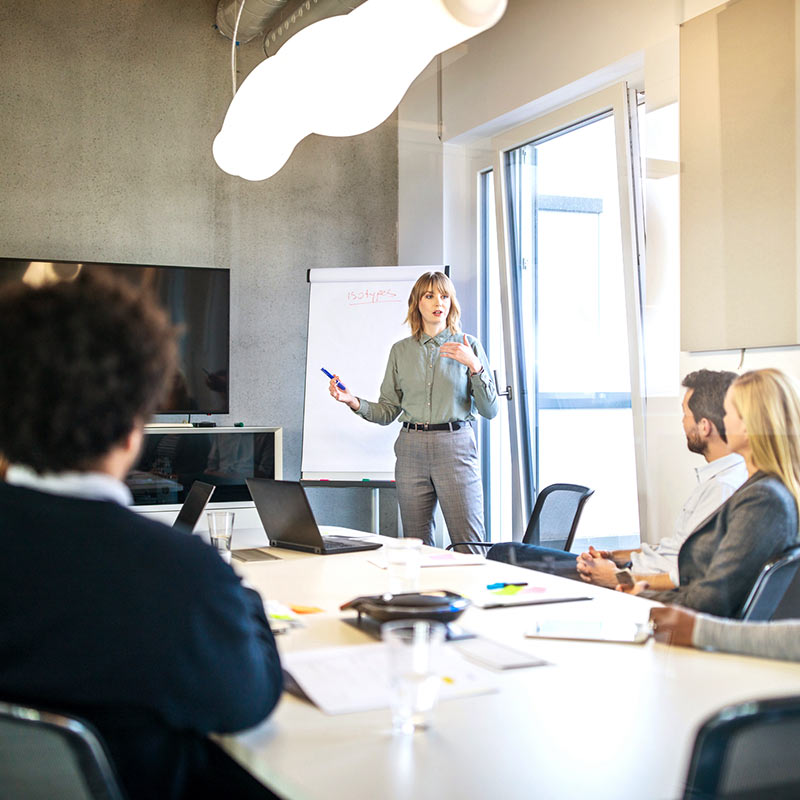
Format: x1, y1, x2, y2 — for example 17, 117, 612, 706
212, 0, 506, 181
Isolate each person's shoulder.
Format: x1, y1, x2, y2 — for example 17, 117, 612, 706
114, 507, 240, 593
391, 335, 419, 352
732, 473, 796, 511
100, 503, 219, 561
754, 473, 796, 501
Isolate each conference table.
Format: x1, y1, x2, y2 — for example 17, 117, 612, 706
219, 533, 800, 800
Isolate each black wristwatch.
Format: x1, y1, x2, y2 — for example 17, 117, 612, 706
615, 569, 634, 587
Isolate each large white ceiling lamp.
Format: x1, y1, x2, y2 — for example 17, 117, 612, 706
213, 0, 507, 181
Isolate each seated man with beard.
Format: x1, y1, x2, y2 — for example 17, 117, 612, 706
489, 370, 747, 591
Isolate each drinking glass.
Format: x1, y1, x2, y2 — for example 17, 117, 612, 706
385, 537, 423, 595
382, 619, 446, 734
207, 510, 235, 563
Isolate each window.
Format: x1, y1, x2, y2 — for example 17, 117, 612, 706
478, 170, 512, 541
491, 84, 646, 547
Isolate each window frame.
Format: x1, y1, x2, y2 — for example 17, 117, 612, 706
489, 82, 647, 539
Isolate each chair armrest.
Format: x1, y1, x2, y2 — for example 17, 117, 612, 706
445, 542, 494, 551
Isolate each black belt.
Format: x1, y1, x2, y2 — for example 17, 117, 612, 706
402, 421, 465, 431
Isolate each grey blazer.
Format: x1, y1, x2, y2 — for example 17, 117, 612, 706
643, 471, 798, 618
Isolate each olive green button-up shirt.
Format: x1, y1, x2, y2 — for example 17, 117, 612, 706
355, 331, 498, 426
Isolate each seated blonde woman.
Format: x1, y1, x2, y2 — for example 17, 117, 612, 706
619, 369, 800, 618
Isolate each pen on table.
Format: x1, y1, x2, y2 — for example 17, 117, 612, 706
486, 582, 528, 590
321, 367, 346, 391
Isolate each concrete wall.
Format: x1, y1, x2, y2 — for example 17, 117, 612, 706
0, 0, 399, 532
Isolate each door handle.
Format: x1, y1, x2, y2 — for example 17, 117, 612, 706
493, 370, 513, 401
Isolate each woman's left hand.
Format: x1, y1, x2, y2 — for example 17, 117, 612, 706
648, 606, 697, 646
439, 335, 482, 374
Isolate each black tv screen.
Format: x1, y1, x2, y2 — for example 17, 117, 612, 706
0, 258, 230, 415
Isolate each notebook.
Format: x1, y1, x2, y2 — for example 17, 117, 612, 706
172, 481, 216, 533
525, 619, 653, 644
246, 478, 383, 555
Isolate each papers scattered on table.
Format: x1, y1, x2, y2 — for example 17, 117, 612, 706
368, 550, 486, 569
282, 642, 498, 715
468, 583, 592, 609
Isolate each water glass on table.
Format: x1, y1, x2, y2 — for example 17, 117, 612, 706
207, 510, 235, 563
385, 537, 423, 595
382, 619, 446, 735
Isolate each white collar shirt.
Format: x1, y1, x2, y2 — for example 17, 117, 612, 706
632, 452, 748, 585
5, 464, 132, 507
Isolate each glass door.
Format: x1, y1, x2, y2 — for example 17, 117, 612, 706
491, 83, 646, 545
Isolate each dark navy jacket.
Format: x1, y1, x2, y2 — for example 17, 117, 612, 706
0, 482, 283, 799
643, 471, 798, 617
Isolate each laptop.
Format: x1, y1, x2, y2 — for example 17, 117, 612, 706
172, 481, 216, 534
246, 478, 382, 555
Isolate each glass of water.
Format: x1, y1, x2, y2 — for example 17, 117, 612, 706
385, 537, 423, 595
382, 619, 446, 734
207, 510, 235, 563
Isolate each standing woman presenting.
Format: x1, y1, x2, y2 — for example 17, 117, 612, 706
329, 271, 498, 550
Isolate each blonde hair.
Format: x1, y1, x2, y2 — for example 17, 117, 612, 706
405, 271, 461, 340
730, 368, 800, 511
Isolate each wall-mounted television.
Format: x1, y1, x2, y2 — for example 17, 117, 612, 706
0, 258, 230, 415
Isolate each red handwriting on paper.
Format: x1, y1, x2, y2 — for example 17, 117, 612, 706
346, 288, 401, 306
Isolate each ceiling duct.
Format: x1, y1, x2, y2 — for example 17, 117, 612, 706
216, 0, 290, 44
216, 0, 366, 52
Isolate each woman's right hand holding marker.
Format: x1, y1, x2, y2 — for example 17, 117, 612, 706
329, 376, 360, 411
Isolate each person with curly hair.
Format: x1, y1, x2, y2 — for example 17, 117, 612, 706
0, 272, 283, 800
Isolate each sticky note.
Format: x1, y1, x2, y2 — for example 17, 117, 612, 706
289, 604, 324, 614
494, 585, 525, 596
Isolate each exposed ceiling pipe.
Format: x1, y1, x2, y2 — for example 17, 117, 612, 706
262, 0, 367, 57
216, 0, 291, 44
215, 0, 366, 52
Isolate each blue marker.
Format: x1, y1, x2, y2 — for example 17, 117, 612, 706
486, 582, 528, 591
321, 368, 347, 391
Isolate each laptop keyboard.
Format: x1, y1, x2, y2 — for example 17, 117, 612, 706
322, 536, 360, 549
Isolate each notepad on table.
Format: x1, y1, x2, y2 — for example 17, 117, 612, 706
469, 583, 592, 609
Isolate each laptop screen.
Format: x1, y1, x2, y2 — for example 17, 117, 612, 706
246, 478, 323, 549
173, 481, 215, 532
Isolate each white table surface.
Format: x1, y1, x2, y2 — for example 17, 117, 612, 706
219, 536, 800, 800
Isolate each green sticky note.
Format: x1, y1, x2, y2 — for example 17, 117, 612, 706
494, 584, 525, 596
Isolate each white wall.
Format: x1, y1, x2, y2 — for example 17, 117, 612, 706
398, 0, 746, 543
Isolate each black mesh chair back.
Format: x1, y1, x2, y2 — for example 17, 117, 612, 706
738, 545, 800, 621
684, 695, 800, 799
522, 483, 594, 552
0, 701, 126, 800
447, 482, 594, 553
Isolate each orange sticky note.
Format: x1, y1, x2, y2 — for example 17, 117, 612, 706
289, 604, 324, 614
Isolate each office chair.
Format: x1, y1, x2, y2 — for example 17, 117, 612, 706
447, 483, 594, 554
738, 545, 800, 622
683, 695, 800, 799
0, 701, 126, 800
